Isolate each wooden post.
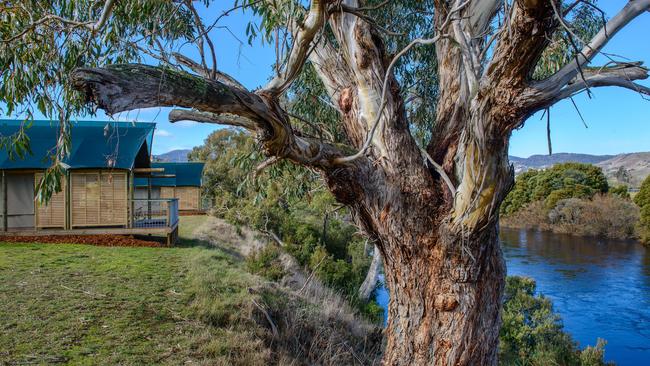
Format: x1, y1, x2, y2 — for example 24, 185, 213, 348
65, 170, 71, 230
147, 176, 152, 220
166, 199, 171, 227
128, 171, 133, 228
34, 173, 38, 231
2, 171, 6, 232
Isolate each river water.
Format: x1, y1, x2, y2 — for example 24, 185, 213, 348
375, 228, 650, 365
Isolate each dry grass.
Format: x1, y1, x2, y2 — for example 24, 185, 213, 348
195, 217, 383, 365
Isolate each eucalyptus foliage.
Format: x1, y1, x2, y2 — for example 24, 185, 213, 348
1, 0, 194, 199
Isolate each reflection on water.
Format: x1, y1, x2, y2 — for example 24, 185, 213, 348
501, 228, 650, 366
375, 229, 650, 365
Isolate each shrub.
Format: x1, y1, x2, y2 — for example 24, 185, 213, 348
502, 163, 609, 216
634, 174, 650, 208
500, 276, 612, 366
503, 194, 639, 240
635, 175, 650, 245
193, 129, 380, 318
246, 246, 286, 281
501, 201, 549, 230
638, 204, 650, 245
610, 185, 630, 199
547, 195, 639, 239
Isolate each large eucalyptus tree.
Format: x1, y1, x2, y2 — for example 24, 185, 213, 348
2, 0, 649, 364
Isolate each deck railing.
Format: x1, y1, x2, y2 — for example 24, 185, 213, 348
132, 198, 179, 229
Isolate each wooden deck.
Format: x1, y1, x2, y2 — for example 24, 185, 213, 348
0, 222, 179, 245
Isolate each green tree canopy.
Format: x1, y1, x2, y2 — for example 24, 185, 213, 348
634, 175, 650, 244
501, 163, 609, 215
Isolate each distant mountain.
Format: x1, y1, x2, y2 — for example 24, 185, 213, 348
154, 149, 192, 162
509, 153, 615, 171
509, 152, 650, 188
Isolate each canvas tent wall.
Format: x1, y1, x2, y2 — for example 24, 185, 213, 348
70, 170, 128, 227
135, 162, 205, 211
5, 173, 35, 229
0, 119, 155, 230
34, 172, 66, 228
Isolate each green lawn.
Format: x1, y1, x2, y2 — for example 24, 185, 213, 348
0, 216, 268, 365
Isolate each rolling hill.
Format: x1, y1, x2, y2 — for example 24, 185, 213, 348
509, 152, 650, 188
154, 149, 192, 162
596, 152, 650, 187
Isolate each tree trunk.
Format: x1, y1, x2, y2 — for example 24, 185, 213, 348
380, 221, 505, 366
358, 244, 382, 302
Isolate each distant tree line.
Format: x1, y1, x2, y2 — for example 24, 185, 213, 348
634, 176, 650, 245
501, 163, 644, 241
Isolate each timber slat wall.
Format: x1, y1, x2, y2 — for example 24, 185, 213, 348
160, 187, 200, 210
71, 171, 127, 227
34, 173, 66, 228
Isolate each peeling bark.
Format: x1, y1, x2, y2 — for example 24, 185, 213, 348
358, 244, 382, 302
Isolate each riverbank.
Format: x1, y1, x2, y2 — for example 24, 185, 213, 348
501, 195, 641, 243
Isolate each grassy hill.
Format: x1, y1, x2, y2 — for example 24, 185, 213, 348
154, 149, 192, 162
509, 153, 614, 169
510, 152, 650, 188
596, 152, 650, 188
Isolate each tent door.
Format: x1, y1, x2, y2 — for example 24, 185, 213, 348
6, 173, 35, 229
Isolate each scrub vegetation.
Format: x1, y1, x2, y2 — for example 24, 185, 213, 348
500, 277, 611, 366
190, 129, 384, 321
634, 175, 650, 245
501, 163, 642, 241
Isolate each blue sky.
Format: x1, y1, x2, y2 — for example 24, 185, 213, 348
3, 2, 649, 157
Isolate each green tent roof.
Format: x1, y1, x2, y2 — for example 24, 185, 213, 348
135, 162, 204, 187
0, 119, 155, 170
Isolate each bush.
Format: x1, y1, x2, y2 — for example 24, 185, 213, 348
548, 195, 639, 239
501, 201, 549, 230
634, 174, 650, 208
501, 163, 608, 216
610, 185, 630, 199
246, 246, 286, 281
192, 129, 380, 319
503, 194, 639, 240
635, 175, 650, 245
500, 276, 612, 366
638, 205, 650, 245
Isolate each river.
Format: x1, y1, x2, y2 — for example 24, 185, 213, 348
375, 228, 650, 365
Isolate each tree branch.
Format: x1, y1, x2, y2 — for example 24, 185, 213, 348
263, 0, 330, 96
484, 0, 556, 86
169, 109, 258, 130
172, 52, 246, 90
529, 63, 650, 107
467, 0, 503, 37
539, 0, 650, 94
71, 64, 260, 118
332, 1, 463, 164
71, 64, 346, 170
2, 0, 116, 42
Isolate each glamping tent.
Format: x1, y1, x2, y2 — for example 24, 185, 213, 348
134, 162, 205, 212
0, 119, 179, 243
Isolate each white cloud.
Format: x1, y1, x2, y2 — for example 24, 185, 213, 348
156, 129, 172, 137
